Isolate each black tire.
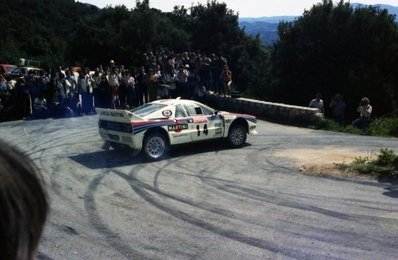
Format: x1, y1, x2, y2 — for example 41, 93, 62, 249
143, 132, 169, 161
228, 124, 247, 148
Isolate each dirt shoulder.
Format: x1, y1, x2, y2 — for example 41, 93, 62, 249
273, 148, 373, 179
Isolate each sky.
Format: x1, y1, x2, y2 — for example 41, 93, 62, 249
81, 0, 398, 17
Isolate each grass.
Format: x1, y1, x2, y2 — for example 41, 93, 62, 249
339, 148, 398, 178
312, 117, 398, 137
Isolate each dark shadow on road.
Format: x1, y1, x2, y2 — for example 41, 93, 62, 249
378, 178, 398, 198
69, 150, 142, 169
70, 140, 252, 169
169, 140, 252, 158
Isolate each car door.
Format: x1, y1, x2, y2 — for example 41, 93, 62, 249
167, 104, 193, 145
184, 103, 224, 142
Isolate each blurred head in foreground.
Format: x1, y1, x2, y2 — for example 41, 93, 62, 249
0, 139, 48, 260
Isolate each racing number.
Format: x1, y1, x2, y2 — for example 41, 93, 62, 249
196, 124, 208, 136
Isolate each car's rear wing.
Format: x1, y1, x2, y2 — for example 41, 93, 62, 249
96, 108, 143, 123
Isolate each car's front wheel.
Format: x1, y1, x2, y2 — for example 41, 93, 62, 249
228, 124, 247, 147
143, 132, 169, 161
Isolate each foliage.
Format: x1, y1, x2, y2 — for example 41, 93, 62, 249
1, 0, 398, 120
0, 0, 97, 68
0, 0, 266, 94
313, 117, 398, 137
348, 148, 398, 178
269, 0, 398, 120
368, 117, 398, 137
312, 118, 361, 134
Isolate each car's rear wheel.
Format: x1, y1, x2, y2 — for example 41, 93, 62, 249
143, 132, 169, 161
228, 124, 247, 147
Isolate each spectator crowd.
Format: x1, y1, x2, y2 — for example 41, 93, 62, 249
0, 51, 232, 121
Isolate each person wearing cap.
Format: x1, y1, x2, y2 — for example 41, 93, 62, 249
110, 59, 115, 70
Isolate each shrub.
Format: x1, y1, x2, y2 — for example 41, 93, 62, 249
376, 148, 397, 166
314, 118, 342, 131
350, 148, 398, 178
313, 118, 361, 134
312, 117, 398, 137
368, 118, 398, 137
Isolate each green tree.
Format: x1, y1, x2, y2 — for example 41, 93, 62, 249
270, 0, 398, 118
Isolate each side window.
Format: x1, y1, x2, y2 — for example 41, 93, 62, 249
183, 105, 198, 116
175, 104, 187, 118
199, 105, 213, 116
194, 107, 203, 115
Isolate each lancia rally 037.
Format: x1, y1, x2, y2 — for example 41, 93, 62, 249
96, 98, 257, 161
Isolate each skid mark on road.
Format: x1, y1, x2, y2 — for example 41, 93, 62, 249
113, 169, 327, 259
84, 172, 146, 259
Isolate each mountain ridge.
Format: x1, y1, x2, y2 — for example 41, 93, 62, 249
239, 3, 398, 45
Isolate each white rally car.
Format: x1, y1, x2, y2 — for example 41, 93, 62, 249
96, 98, 257, 160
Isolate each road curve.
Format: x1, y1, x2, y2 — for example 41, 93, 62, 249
0, 115, 397, 260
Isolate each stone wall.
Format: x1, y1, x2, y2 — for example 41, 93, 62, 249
206, 95, 322, 124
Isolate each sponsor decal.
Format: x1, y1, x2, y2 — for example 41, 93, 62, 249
168, 124, 188, 132
162, 110, 173, 117
214, 128, 223, 136
225, 119, 232, 123
214, 122, 222, 127
194, 116, 208, 123
172, 133, 189, 138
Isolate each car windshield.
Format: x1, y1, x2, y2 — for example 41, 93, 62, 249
5, 65, 16, 72
10, 67, 21, 74
130, 103, 168, 117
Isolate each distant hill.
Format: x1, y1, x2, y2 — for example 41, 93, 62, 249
240, 3, 398, 45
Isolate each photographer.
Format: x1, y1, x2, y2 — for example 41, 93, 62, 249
352, 97, 372, 130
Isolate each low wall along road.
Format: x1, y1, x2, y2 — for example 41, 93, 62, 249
206, 95, 322, 124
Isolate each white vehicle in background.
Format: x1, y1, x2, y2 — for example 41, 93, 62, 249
96, 98, 257, 161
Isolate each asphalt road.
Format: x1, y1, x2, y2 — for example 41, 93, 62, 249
1, 115, 398, 260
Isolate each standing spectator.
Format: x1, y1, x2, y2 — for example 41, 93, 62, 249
91, 68, 102, 108
125, 71, 136, 108
109, 68, 120, 108
211, 53, 227, 95
220, 65, 232, 97
176, 65, 189, 98
135, 66, 147, 105
309, 93, 324, 113
119, 70, 128, 108
15, 76, 32, 119
329, 94, 346, 125
199, 54, 211, 90
163, 70, 176, 98
77, 69, 91, 115
157, 71, 171, 99
352, 97, 372, 131
146, 69, 159, 102
98, 75, 112, 108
